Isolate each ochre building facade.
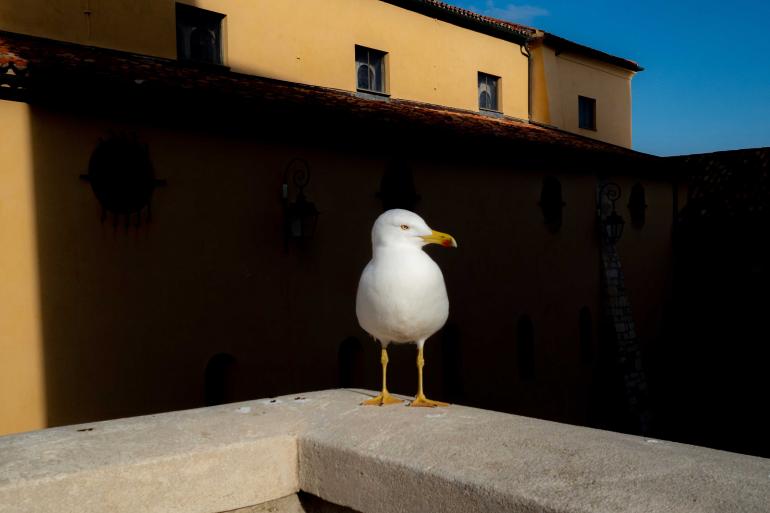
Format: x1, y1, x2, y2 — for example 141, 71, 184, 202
0, 1, 657, 435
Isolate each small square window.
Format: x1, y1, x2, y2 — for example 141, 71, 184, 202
176, 3, 225, 65
355, 46, 387, 94
478, 72, 500, 112
578, 95, 596, 130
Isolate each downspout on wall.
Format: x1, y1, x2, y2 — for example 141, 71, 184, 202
520, 40, 532, 122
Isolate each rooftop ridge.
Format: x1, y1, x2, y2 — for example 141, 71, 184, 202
417, 0, 537, 35
383, 0, 643, 72
379, 0, 533, 42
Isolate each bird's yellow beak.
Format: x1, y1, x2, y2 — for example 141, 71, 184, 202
421, 230, 458, 248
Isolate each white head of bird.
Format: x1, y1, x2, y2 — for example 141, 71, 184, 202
356, 209, 457, 408
371, 209, 458, 252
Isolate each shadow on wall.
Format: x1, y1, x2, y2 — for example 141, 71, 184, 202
26, 99, 623, 435
29, 102, 377, 426
29, 102, 454, 427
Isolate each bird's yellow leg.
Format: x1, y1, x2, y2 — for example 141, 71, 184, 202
410, 346, 448, 407
361, 348, 404, 406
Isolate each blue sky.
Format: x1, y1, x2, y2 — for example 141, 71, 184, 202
452, 0, 770, 156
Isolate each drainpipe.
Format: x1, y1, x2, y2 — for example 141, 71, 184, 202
520, 40, 532, 122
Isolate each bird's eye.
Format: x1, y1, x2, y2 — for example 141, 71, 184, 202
400, 224, 409, 230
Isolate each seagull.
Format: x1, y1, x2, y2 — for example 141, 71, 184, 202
356, 209, 457, 407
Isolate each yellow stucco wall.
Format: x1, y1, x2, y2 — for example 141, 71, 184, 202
531, 43, 634, 148
0, 0, 529, 119
0, 0, 175, 58
0, 95, 673, 434
0, 101, 46, 433
0, 1, 648, 434
530, 45, 550, 123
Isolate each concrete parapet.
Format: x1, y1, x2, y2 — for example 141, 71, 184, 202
1, 390, 768, 513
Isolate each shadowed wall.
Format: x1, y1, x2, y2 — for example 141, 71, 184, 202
0, 95, 675, 432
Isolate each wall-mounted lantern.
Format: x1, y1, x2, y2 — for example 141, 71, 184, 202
282, 158, 319, 246
598, 182, 625, 244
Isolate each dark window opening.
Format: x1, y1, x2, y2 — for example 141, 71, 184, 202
176, 3, 225, 65
516, 315, 535, 381
204, 353, 237, 406
538, 175, 565, 233
579, 95, 596, 130
478, 72, 500, 111
355, 46, 387, 94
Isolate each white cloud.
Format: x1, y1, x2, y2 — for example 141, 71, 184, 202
471, 1, 550, 25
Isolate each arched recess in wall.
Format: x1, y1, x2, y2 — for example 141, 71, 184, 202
378, 159, 420, 212
204, 353, 237, 406
338, 337, 364, 388
628, 182, 647, 229
516, 315, 535, 380
538, 176, 565, 233
579, 307, 594, 364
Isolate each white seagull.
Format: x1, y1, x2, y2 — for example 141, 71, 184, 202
356, 209, 457, 407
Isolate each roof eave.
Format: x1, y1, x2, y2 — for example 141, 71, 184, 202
379, 0, 533, 44
540, 32, 643, 73
0, 30, 659, 171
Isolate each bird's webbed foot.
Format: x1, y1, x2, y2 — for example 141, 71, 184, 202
409, 394, 449, 408
361, 390, 404, 406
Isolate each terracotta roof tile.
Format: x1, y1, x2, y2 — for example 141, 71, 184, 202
0, 42, 27, 69
417, 0, 536, 36
539, 33, 643, 72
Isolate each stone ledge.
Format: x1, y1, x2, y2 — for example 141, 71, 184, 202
0, 401, 302, 513
1, 390, 769, 513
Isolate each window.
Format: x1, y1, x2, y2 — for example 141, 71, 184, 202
355, 46, 387, 94
578, 95, 596, 130
204, 353, 236, 406
538, 176, 565, 233
478, 72, 500, 112
176, 3, 225, 65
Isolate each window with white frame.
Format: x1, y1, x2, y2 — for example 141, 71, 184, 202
478, 72, 500, 112
176, 3, 225, 65
355, 45, 387, 94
